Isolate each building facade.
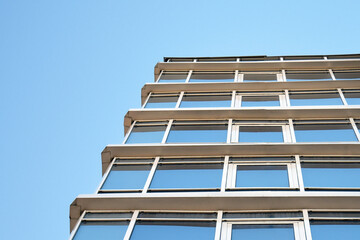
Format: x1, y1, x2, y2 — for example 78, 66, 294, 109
69, 54, 360, 239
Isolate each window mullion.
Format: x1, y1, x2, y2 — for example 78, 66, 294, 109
338, 88, 348, 105
227, 119, 233, 143
175, 92, 184, 108
142, 157, 160, 193
156, 70, 164, 83
289, 119, 296, 143
282, 69, 287, 82
349, 118, 360, 141
221, 156, 229, 192
123, 210, 139, 240
69, 210, 87, 240
284, 90, 290, 107
214, 211, 223, 240
142, 92, 152, 108
185, 70, 192, 83
96, 158, 116, 193
302, 210, 313, 240
161, 120, 173, 143
234, 70, 239, 82
123, 121, 137, 144
295, 155, 305, 192
231, 91, 236, 108
328, 69, 336, 80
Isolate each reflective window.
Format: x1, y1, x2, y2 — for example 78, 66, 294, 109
302, 163, 360, 188
241, 96, 280, 107
343, 90, 360, 105
166, 121, 228, 143
168, 58, 194, 62
130, 221, 215, 240
239, 126, 284, 142
285, 71, 332, 81
294, 121, 358, 142
240, 57, 280, 61
232, 224, 295, 240
149, 163, 223, 190
189, 72, 234, 83
284, 56, 324, 60
158, 72, 188, 83
180, 93, 232, 108
243, 73, 278, 82
333, 70, 360, 80
126, 122, 167, 144
289, 91, 343, 106
236, 165, 289, 187
101, 165, 151, 190
145, 94, 178, 108
310, 221, 360, 240
197, 58, 237, 62
73, 222, 128, 240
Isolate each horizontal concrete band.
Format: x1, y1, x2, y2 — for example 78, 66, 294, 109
124, 107, 360, 133
154, 59, 360, 78
141, 80, 360, 103
70, 192, 360, 231
101, 143, 360, 174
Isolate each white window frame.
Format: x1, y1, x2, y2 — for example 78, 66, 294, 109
238, 71, 282, 82
235, 91, 287, 108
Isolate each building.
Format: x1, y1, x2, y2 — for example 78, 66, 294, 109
69, 54, 360, 239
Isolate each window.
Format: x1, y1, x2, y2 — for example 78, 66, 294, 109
166, 121, 228, 143
157, 72, 188, 83
125, 122, 167, 144
343, 90, 360, 105
310, 221, 360, 240
333, 70, 360, 80
283, 56, 324, 60
168, 58, 194, 62
289, 91, 343, 106
285, 70, 332, 81
240, 56, 280, 61
293, 120, 358, 142
180, 92, 232, 108
144, 93, 179, 108
241, 72, 279, 82
236, 92, 285, 107
149, 158, 223, 191
196, 58, 237, 62
189, 72, 235, 83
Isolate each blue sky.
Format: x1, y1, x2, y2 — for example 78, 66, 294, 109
0, 1, 359, 239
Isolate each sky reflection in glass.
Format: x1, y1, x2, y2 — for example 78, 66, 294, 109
236, 165, 289, 187
166, 125, 227, 143
310, 223, 360, 240
241, 96, 280, 107
74, 222, 128, 240
101, 166, 150, 190
294, 125, 357, 142
126, 126, 165, 144
232, 224, 294, 240
239, 126, 283, 142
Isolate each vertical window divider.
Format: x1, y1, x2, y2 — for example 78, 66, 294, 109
176, 92, 184, 108
95, 158, 117, 193
349, 118, 360, 141
287, 163, 298, 189
282, 69, 287, 82
338, 88, 348, 105
294, 221, 307, 240
221, 156, 229, 192
284, 90, 290, 107
302, 210, 313, 240
142, 157, 160, 193
238, 73, 244, 82
123, 210, 139, 240
236, 58, 240, 62
142, 92, 152, 109
295, 155, 305, 192
185, 70, 192, 83
214, 210, 223, 240
323, 56, 328, 60
234, 70, 239, 82
156, 70, 164, 83
289, 119, 296, 143
278, 71, 284, 82
329, 69, 336, 81
227, 119, 233, 143
162, 120, 173, 143
231, 91, 236, 108
280, 57, 284, 61
123, 121, 137, 144
69, 210, 87, 240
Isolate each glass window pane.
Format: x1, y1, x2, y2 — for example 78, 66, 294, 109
130, 221, 215, 240
166, 124, 227, 143
294, 124, 357, 142
236, 165, 289, 187
101, 165, 151, 190
197, 58, 237, 62
180, 94, 231, 108
224, 212, 302, 219
189, 72, 234, 83
239, 126, 283, 142
310, 222, 360, 240
232, 224, 295, 240
290, 93, 343, 106
241, 96, 280, 107
73, 222, 128, 240
344, 92, 360, 105
243, 74, 277, 82
286, 71, 332, 81
149, 164, 222, 189
302, 163, 360, 188
158, 72, 188, 83
126, 126, 166, 144
284, 56, 324, 60
145, 96, 178, 108
333, 71, 360, 80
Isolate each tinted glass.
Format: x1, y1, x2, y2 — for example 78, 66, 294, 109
126, 126, 166, 144
294, 124, 357, 142
243, 74, 277, 82
101, 165, 151, 190
232, 224, 294, 240
310, 222, 360, 240
333, 71, 360, 80
74, 222, 128, 240
189, 72, 234, 82
130, 222, 215, 240
286, 71, 332, 81
239, 126, 283, 142
150, 164, 222, 189
180, 95, 231, 108
241, 96, 280, 107
145, 96, 178, 108
197, 58, 237, 62
236, 165, 289, 187
290, 93, 343, 106
302, 164, 360, 188
158, 72, 188, 83
166, 124, 227, 143
344, 92, 360, 105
